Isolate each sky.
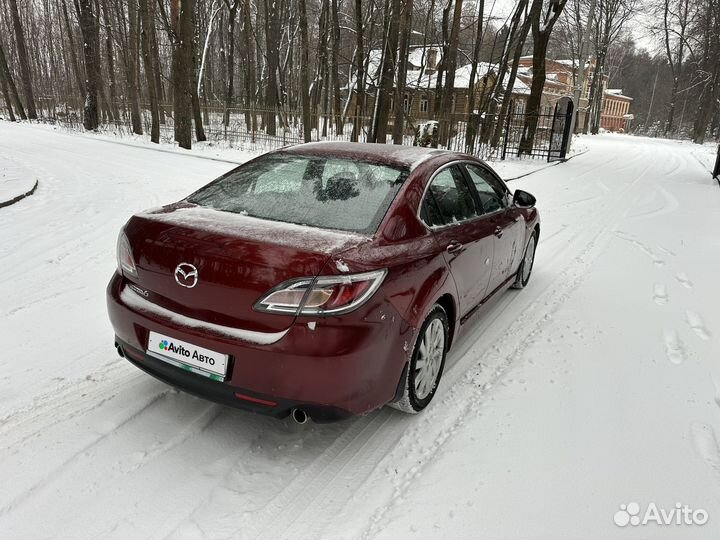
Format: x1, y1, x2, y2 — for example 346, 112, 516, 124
487, 0, 658, 54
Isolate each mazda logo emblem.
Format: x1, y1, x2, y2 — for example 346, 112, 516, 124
174, 262, 199, 288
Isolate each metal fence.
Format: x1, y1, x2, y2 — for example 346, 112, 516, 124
32, 100, 571, 162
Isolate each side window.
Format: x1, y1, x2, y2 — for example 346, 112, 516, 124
421, 165, 478, 226
464, 164, 508, 214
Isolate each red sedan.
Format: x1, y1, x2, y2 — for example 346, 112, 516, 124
107, 142, 539, 423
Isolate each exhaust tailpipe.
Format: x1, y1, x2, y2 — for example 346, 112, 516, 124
291, 408, 309, 425
115, 342, 125, 358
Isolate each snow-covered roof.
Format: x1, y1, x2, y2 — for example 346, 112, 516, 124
510, 76, 531, 95
413, 63, 495, 90
407, 46, 443, 69
605, 89, 633, 100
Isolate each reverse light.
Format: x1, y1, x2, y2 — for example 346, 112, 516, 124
116, 230, 138, 277
254, 269, 387, 316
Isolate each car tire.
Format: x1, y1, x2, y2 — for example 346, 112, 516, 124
512, 230, 538, 289
389, 305, 449, 414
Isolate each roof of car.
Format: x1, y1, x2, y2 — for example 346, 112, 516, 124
278, 142, 466, 169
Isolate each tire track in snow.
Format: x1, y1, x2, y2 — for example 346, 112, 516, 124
0, 388, 171, 517
0, 359, 137, 443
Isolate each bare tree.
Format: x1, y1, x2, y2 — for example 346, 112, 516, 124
369, 0, 401, 143
126, 0, 143, 134
392, 0, 413, 144
351, 0, 365, 141
518, 0, 568, 155
78, 0, 102, 130
0, 36, 25, 120
298, 0, 312, 141
222, 0, 240, 126
7, 0, 37, 119
163, 0, 197, 148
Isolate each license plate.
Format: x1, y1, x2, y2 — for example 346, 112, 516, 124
147, 331, 228, 382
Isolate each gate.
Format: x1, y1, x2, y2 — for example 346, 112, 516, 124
548, 97, 574, 162
501, 97, 574, 162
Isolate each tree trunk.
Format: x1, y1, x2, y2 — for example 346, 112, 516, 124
369, 0, 401, 143
351, 0, 364, 141
126, 0, 143, 134
0, 40, 16, 121
101, 0, 120, 123
139, 0, 160, 142
298, 0, 312, 142
8, 0, 37, 119
518, 0, 567, 155
464, 0, 484, 153
312, 0, 329, 129
692, 68, 719, 144
78, 0, 102, 130
433, 0, 452, 115
241, 0, 256, 132
60, 0, 86, 99
0, 37, 25, 120
264, 0, 281, 136
172, 0, 196, 149
329, 0, 343, 134
489, 0, 531, 149
224, 1, 239, 127
191, 36, 206, 142
392, 0, 413, 145
437, 0, 463, 145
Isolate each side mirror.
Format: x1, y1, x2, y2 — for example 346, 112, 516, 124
513, 189, 536, 208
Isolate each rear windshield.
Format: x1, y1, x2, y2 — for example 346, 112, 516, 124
188, 154, 408, 234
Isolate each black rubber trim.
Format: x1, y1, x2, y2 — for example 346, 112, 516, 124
0, 179, 38, 209
115, 338, 353, 423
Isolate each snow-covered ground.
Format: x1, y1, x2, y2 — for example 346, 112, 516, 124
1, 122, 719, 539
0, 150, 37, 204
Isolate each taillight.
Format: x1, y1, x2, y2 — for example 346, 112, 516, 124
116, 230, 138, 277
254, 269, 387, 316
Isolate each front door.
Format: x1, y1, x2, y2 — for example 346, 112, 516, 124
420, 164, 495, 317
463, 163, 525, 292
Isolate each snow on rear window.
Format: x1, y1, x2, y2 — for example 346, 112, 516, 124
188, 154, 408, 234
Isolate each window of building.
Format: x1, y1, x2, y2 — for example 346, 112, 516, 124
420, 95, 428, 113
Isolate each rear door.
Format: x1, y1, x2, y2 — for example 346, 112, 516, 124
462, 163, 525, 291
419, 164, 495, 318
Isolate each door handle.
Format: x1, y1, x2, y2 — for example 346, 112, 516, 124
446, 241, 465, 255
494, 226, 503, 238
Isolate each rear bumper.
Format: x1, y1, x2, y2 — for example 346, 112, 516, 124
107, 273, 412, 421
114, 339, 353, 422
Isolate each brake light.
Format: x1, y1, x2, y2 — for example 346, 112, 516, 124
254, 269, 387, 316
116, 230, 138, 277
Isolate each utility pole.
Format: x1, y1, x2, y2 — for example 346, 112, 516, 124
645, 66, 660, 133
567, 0, 597, 153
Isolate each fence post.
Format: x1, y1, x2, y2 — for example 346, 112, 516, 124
501, 108, 512, 160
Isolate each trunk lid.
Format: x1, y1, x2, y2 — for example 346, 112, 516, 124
124, 204, 370, 333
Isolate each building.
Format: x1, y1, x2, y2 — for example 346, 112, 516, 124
344, 50, 633, 134
515, 57, 633, 132
345, 45, 531, 128
600, 89, 633, 132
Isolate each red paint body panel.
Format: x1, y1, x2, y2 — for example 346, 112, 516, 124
107, 143, 540, 419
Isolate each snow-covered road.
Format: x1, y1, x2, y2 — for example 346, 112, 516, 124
1, 124, 719, 540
